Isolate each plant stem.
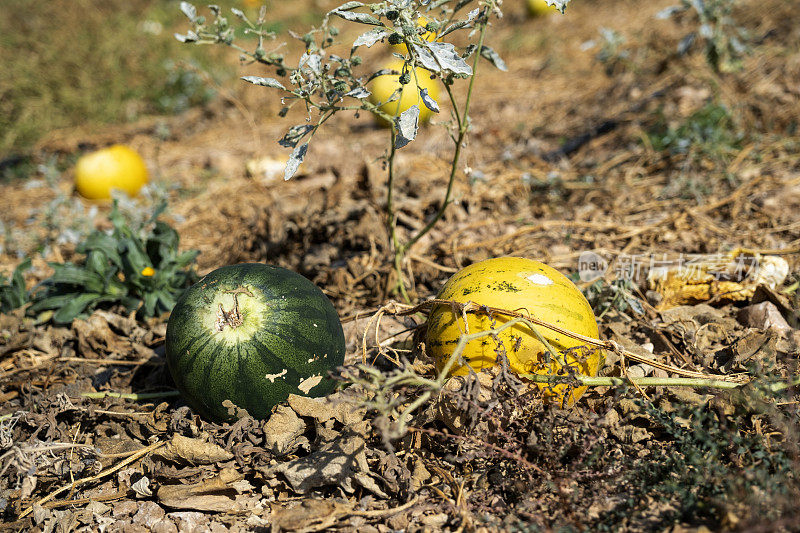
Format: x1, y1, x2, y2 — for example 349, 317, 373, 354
522, 374, 744, 389
400, 21, 489, 255
388, 21, 491, 300
81, 391, 180, 401
523, 373, 800, 392
386, 124, 412, 302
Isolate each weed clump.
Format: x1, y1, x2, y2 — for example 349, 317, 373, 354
26, 201, 198, 323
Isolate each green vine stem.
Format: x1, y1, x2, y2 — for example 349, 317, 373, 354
400, 21, 488, 254
388, 19, 491, 300
356, 298, 799, 438
81, 391, 181, 401
521, 374, 768, 390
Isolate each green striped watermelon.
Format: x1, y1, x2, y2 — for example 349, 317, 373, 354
165, 263, 345, 422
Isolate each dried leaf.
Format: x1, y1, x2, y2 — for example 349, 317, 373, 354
270, 499, 353, 532
285, 143, 309, 181
419, 88, 440, 113
299, 53, 323, 75
158, 468, 243, 512
156, 434, 233, 465
545, 0, 571, 13
240, 76, 286, 90
264, 404, 308, 456
331, 9, 381, 25
440, 8, 480, 38
180, 2, 197, 21
269, 433, 382, 495
279, 124, 314, 149
395, 106, 420, 149
412, 42, 473, 75
286, 393, 366, 425
480, 45, 507, 71
353, 28, 390, 48
131, 476, 153, 498
345, 87, 371, 99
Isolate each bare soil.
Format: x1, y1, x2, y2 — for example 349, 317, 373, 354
2, 0, 800, 531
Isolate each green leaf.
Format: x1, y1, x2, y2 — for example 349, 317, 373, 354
29, 294, 72, 311
85, 250, 113, 279
145, 200, 169, 227
147, 221, 181, 265
79, 231, 123, 269
48, 265, 105, 293
0, 257, 31, 312
118, 237, 151, 277
142, 292, 159, 317
156, 291, 177, 314
174, 250, 200, 268
51, 293, 103, 324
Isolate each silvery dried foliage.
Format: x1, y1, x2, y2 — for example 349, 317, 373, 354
175, 0, 522, 178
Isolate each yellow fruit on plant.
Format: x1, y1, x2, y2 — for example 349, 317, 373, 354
526, 0, 559, 17
74, 145, 149, 200
426, 257, 603, 407
368, 60, 440, 126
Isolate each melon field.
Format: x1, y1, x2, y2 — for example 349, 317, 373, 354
2, 0, 800, 531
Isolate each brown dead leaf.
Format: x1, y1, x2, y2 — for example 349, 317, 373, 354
157, 468, 244, 512
268, 432, 385, 496
409, 457, 431, 492
286, 393, 366, 426
0, 308, 32, 357
263, 404, 307, 456
736, 301, 792, 336
270, 498, 353, 533
716, 330, 777, 372
155, 434, 233, 465
434, 370, 495, 432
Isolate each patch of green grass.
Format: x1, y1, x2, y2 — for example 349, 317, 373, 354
597, 385, 798, 530
0, 0, 248, 158
648, 102, 743, 158
647, 102, 745, 200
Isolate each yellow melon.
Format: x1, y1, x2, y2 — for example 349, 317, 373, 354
426, 257, 603, 406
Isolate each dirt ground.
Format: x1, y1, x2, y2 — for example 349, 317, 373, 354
2, 0, 800, 531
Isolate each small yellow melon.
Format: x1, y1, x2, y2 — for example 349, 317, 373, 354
367, 59, 440, 126
74, 145, 149, 200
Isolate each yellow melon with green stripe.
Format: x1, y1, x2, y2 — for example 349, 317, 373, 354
426, 257, 603, 406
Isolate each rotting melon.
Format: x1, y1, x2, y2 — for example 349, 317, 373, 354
165, 263, 345, 422
425, 257, 603, 407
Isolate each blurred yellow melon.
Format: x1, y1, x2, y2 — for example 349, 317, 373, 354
527, 0, 560, 17
74, 145, 149, 200
391, 15, 440, 52
367, 59, 440, 126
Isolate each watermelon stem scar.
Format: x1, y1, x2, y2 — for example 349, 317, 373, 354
215, 287, 255, 331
